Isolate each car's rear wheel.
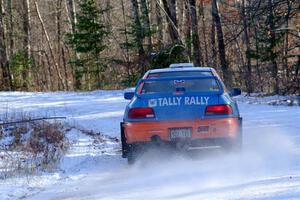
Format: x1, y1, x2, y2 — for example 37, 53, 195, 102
127, 144, 139, 165
121, 123, 129, 158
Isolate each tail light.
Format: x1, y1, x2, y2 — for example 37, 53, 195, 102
205, 105, 233, 116
128, 108, 155, 119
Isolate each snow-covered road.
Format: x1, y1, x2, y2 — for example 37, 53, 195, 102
0, 91, 299, 200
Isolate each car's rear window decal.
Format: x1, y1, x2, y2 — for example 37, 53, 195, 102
148, 96, 210, 107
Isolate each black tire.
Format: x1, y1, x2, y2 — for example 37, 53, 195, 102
120, 122, 129, 158
127, 145, 138, 165
120, 123, 141, 164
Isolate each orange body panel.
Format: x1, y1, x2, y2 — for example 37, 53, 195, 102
124, 118, 240, 144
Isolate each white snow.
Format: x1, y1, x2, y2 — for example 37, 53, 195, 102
0, 91, 299, 200
236, 93, 300, 106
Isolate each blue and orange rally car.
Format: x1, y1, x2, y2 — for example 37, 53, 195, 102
121, 63, 242, 163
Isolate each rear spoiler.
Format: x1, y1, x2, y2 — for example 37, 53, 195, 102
135, 76, 224, 97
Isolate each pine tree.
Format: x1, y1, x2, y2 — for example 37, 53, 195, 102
66, 0, 109, 90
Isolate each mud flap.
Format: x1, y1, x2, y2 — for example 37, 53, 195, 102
237, 117, 243, 148
120, 122, 128, 158
238, 117, 243, 140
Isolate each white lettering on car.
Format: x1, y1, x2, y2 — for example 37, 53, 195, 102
148, 99, 157, 107
162, 98, 168, 106
149, 96, 210, 107
204, 97, 209, 105
185, 97, 190, 105
190, 97, 196, 105
158, 98, 163, 106
176, 97, 182, 105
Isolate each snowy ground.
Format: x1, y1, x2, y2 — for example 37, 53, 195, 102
0, 91, 299, 200
236, 93, 300, 106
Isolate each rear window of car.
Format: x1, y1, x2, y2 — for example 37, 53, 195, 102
147, 71, 213, 78
140, 78, 220, 94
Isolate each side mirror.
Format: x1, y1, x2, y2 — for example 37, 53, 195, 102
229, 88, 241, 97
124, 92, 134, 100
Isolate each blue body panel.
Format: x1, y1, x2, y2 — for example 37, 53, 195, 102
123, 67, 240, 122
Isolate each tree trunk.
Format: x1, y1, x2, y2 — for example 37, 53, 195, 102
189, 0, 202, 66
121, 0, 134, 84
0, 0, 11, 90
44, 51, 54, 91
176, 0, 184, 36
155, 0, 163, 49
170, 0, 177, 26
267, 0, 279, 94
211, 0, 231, 86
106, 0, 111, 31
21, 0, 32, 90
161, 0, 181, 43
210, 20, 217, 67
7, 0, 13, 58
131, 0, 146, 72
6, 0, 14, 89
57, 0, 69, 91
140, 0, 152, 53
184, 1, 191, 59
283, 0, 292, 87
121, 0, 130, 62
64, 0, 78, 89
65, 0, 76, 34
35, 1, 65, 91
254, 25, 263, 92
241, 0, 253, 93
199, 1, 208, 66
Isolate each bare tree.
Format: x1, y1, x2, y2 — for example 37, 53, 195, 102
34, 1, 65, 90
155, 0, 163, 49
241, 0, 253, 93
211, 0, 231, 86
131, 0, 146, 71
65, 0, 76, 34
199, 0, 209, 66
161, 0, 181, 43
184, 0, 191, 58
189, 0, 202, 66
210, 16, 217, 67
7, 0, 13, 58
0, 0, 298, 94
20, 0, 32, 90
0, 0, 11, 90
140, 0, 152, 53
267, 0, 279, 94
56, 0, 69, 91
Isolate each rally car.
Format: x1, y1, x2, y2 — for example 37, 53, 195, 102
121, 63, 242, 164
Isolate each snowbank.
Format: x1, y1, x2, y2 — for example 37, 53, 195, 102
236, 93, 300, 106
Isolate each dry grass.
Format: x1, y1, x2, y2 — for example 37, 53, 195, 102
0, 116, 69, 179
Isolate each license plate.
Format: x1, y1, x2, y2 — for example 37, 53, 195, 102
169, 128, 192, 140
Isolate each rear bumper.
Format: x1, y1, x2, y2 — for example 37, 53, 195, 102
123, 118, 241, 144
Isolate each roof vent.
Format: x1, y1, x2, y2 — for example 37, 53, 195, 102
169, 63, 194, 68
